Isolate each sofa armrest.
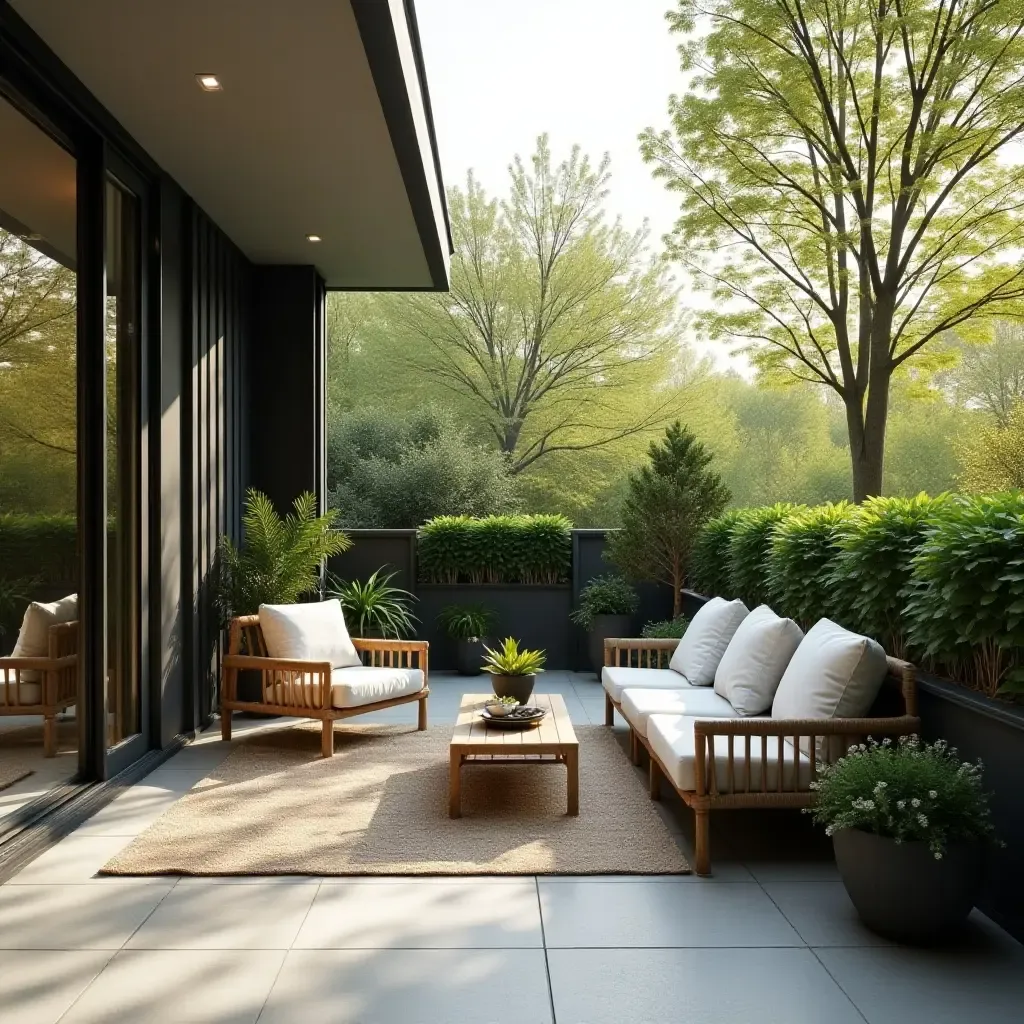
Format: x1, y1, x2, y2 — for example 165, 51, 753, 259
690, 715, 920, 797
603, 637, 679, 670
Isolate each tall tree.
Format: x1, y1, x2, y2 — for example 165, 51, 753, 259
956, 402, 1024, 491
943, 321, 1024, 425
361, 135, 683, 474
642, 1, 1024, 500
607, 422, 730, 615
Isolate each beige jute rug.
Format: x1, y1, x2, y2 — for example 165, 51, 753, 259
0, 762, 32, 792
102, 724, 689, 876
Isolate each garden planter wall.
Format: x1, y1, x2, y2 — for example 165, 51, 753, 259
327, 528, 676, 672
916, 672, 1024, 943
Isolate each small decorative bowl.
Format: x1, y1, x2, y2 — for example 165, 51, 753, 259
484, 701, 514, 717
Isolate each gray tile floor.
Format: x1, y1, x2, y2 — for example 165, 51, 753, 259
2, 671, 1023, 1023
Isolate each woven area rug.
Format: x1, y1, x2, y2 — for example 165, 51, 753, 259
0, 762, 32, 792
102, 724, 689, 876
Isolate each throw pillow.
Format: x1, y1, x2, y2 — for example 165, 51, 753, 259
258, 599, 361, 668
668, 596, 749, 686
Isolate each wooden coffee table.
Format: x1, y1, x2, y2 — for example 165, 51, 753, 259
448, 693, 579, 818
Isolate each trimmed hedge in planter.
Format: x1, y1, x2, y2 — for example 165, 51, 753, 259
727, 503, 797, 608
767, 502, 853, 628
0, 513, 77, 586
690, 508, 743, 599
417, 514, 572, 585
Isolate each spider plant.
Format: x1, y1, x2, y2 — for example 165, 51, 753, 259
326, 568, 418, 639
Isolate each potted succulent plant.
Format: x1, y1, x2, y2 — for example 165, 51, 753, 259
571, 574, 638, 675
437, 604, 496, 676
809, 735, 997, 944
482, 637, 546, 705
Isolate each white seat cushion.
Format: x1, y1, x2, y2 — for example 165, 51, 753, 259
668, 597, 749, 686
620, 687, 737, 737
602, 666, 697, 703
0, 678, 42, 705
11, 594, 78, 683
329, 665, 424, 709
258, 599, 361, 669
714, 605, 804, 715
647, 713, 811, 794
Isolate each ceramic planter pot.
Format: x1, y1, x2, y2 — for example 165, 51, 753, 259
489, 673, 536, 705
456, 638, 487, 676
833, 828, 985, 943
587, 614, 634, 677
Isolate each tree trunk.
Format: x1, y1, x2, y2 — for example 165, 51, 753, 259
672, 558, 682, 617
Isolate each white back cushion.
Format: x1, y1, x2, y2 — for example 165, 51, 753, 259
714, 605, 803, 715
11, 594, 78, 682
258, 599, 361, 668
772, 618, 888, 722
669, 597, 749, 686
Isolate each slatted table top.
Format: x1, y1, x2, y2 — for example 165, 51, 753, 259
451, 693, 578, 753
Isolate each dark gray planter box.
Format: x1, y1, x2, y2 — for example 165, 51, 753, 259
587, 614, 634, 676
916, 672, 1024, 943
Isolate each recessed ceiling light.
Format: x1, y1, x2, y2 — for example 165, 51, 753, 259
306, 234, 322, 242
196, 74, 222, 92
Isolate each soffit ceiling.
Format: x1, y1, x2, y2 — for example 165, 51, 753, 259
11, 0, 446, 288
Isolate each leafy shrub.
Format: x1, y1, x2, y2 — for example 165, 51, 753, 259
482, 637, 546, 676
0, 513, 77, 588
903, 493, 1024, 696
809, 736, 996, 859
690, 509, 744, 597
570, 574, 638, 629
215, 489, 351, 620
326, 568, 417, 638
437, 604, 496, 640
417, 514, 572, 585
829, 494, 945, 657
326, 406, 518, 528
727, 503, 798, 607
767, 502, 854, 626
641, 615, 690, 639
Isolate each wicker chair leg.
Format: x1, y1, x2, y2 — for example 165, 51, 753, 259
649, 757, 661, 800
694, 807, 711, 876
221, 711, 232, 742
43, 715, 57, 758
604, 694, 614, 726
418, 694, 428, 731
321, 719, 335, 758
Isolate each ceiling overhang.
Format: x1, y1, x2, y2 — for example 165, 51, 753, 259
9, 0, 451, 290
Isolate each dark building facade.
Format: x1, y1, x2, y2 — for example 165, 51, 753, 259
0, 0, 449, 870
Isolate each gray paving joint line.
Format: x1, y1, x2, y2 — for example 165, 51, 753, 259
535, 875, 558, 1024
760, 879, 870, 1024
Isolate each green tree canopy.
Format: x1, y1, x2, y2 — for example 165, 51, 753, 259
642, 1, 1024, 501
607, 422, 730, 615
956, 401, 1024, 491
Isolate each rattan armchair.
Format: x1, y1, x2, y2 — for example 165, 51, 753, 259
0, 620, 79, 757
603, 636, 919, 875
221, 614, 429, 757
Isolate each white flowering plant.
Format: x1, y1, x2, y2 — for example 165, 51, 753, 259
807, 735, 997, 859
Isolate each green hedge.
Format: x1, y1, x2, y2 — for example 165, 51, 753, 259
417, 514, 572, 585
767, 502, 853, 627
689, 508, 743, 598
694, 494, 1024, 698
727, 503, 798, 607
0, 513, 78, 586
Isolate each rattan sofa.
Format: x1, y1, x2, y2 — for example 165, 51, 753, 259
0, 620, 79, 757
603, 634, 919, 875
221, 614, 429, 757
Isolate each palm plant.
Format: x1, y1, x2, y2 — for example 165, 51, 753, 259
326, 568, 418, 639
215, 488, 350, 621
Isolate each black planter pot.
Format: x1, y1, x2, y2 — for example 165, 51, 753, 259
456, 638, 487, 676
587, 614, 634, 676
489, 673, 537, 705
833, 828, 984, 944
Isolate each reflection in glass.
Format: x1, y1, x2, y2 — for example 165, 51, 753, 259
0, 93, 80, 810
104, 180, 140, 748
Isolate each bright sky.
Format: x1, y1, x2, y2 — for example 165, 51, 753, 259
416, 0, 685, 248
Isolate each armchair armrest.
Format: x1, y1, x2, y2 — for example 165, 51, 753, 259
352, 637, 428, 673
221, 654, 332, 709
604, 637, 680, 670
690, 715, 921, 797
221, 654, 332, 674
